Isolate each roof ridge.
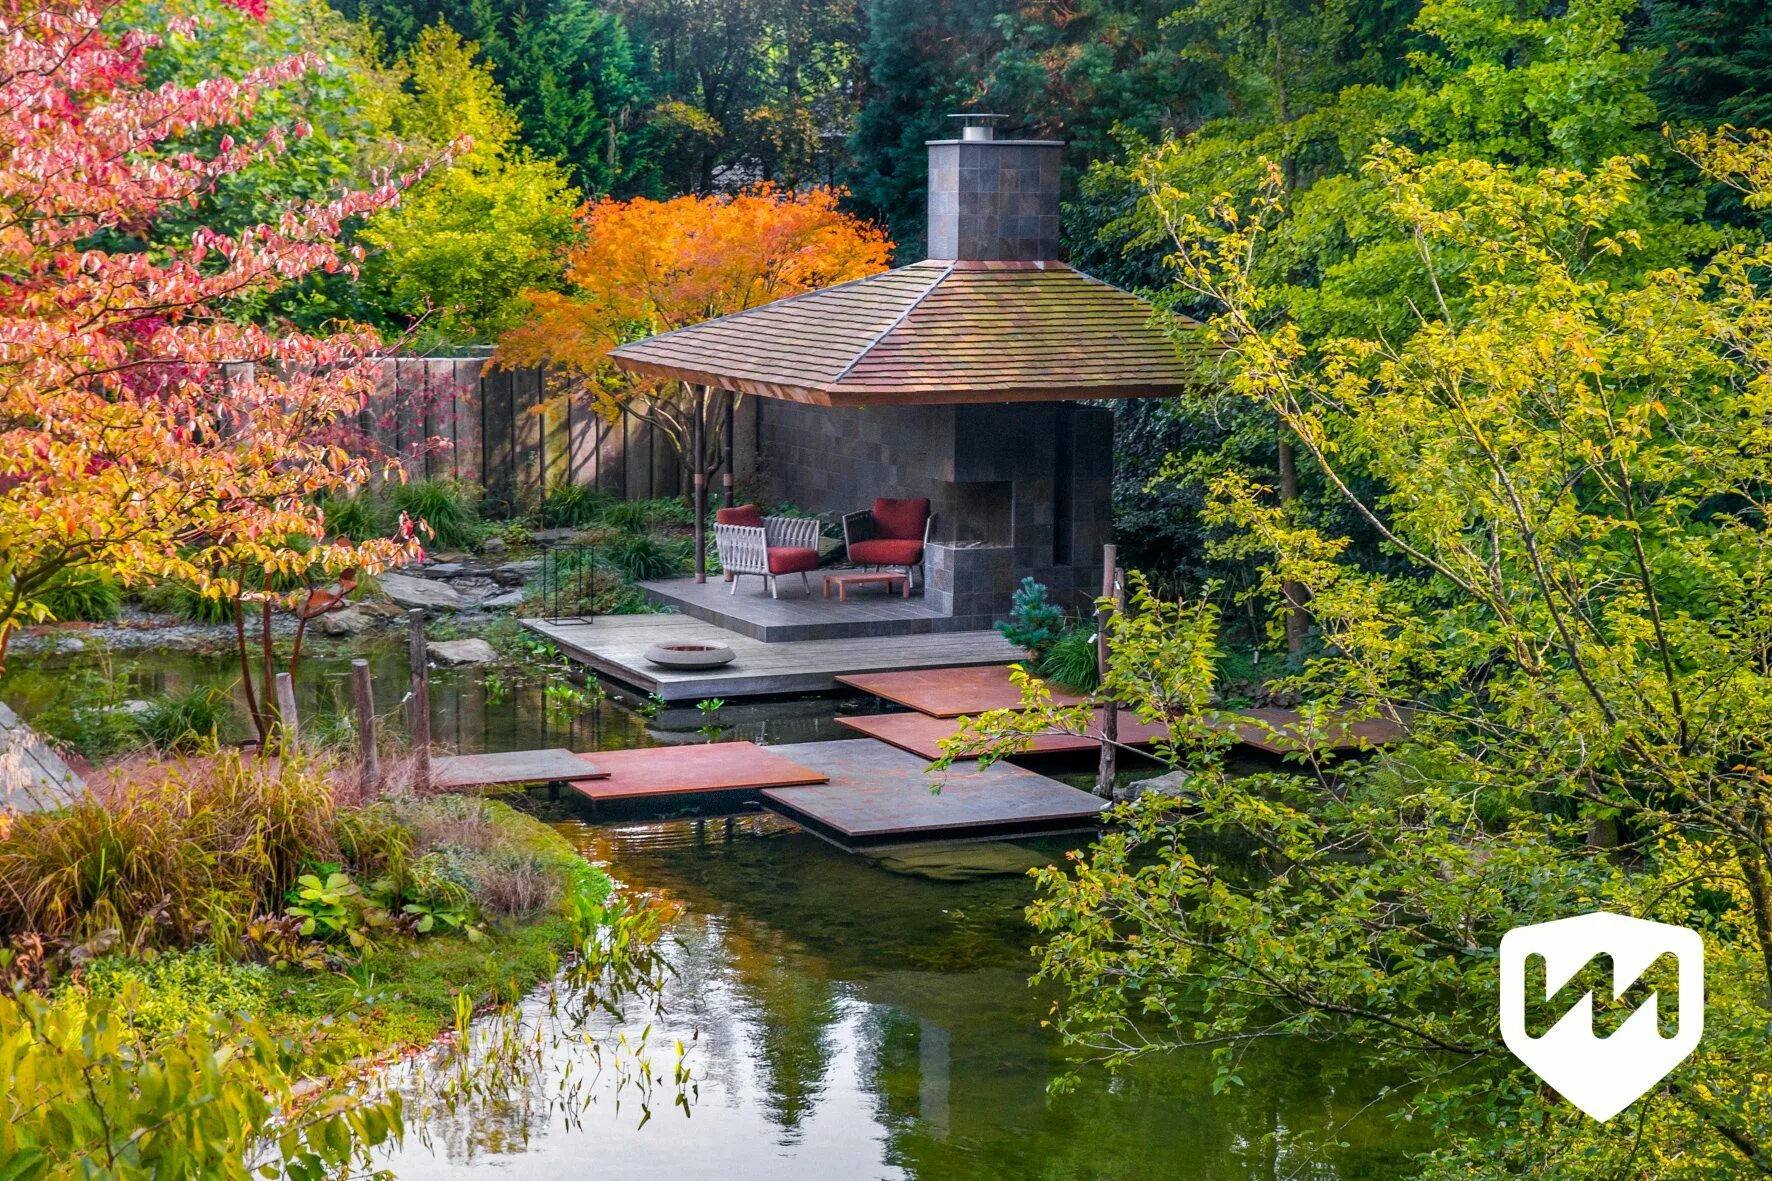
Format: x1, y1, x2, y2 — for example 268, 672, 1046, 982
608, 260, 948, 359
828, 260, 956, 386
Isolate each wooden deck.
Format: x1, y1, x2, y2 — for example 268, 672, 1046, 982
429, 749, 607, 791
759, 739, 1107, 844
836, 708, 1172, 760
639, 573, 956, 642
836, 664, 1080, 717
566, 740, 829, 801
526, 614, 1023, 701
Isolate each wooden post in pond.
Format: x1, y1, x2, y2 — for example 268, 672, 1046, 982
274, 672, 299, 754
407, 609, 432, 791
352, 658, 380, 796
1094, 544, 1119, 800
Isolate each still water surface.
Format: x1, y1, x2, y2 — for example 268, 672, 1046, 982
6, 639, 1420, 1179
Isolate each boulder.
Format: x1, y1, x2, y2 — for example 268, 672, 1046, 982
479, 536, 509, 558
529, 528, 586, 545
378, 573, 465, 612
422, 561, 466, 577
316, 607, 369, 636
493, 560, 542, 587
1121, 768, 1192, 803
113, 699, 155, 718
426, 637, 499, 666
482, 589, 526, 610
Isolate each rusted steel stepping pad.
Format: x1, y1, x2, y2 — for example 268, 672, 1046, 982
835, 664, 1086, 719
837, 710, 1171, 761
430, 749, 609, 791
567, 740, 828, 802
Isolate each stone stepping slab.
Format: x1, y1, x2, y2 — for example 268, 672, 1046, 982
836, 709, 1171, 761
835, 664, 1085, 718
429, 749, 608, 791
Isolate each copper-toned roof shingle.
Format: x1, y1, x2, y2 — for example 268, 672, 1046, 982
607, 260, 1209, 406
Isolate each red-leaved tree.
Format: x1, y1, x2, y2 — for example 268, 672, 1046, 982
0, 1, 441, 737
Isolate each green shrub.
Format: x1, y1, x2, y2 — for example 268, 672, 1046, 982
36, 566, 122, 622
997, 577, 1065, 661
146, 580, 237, 624
1038, 627, 1102, 692
0, 752, 341, 950
137, 686, 232, 752
75, 947, 271, 1037
318, 488, 391, 542
601, 533, 687, 582
539, 479, 611, 528
598, 496, 692, 532
388, 478, 482, 550
0, 986, 401, 1177
28, 663, 144, 761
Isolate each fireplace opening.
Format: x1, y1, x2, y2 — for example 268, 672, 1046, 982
938, 480, 1013, 547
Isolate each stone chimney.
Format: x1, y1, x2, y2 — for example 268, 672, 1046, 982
925, 114, 1062, 263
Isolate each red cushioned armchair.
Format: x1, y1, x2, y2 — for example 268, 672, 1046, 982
842, 497, 935, 593
713, 504, 823, 598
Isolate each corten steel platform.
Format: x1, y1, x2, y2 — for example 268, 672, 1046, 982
836, 709, 1173, 761
525, 614, 1022, 702
429, 748, 608, 791
835, 664, 1085, 718
565, 740, 829, 802
757, 739, 1108, 844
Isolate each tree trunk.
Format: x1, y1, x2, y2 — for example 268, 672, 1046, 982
1278, 437, 1311, 657
1095, 545, 1120, 800
723, 390, 736, 508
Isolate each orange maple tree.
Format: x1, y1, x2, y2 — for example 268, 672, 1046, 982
498, 185, 890, 574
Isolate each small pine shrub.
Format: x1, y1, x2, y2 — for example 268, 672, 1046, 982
388, 479, 482, 550
539, 479, 611, 528
601, 533, 687, 582
137, 686, 232, 752
1038, 627, 1102, 692
997, 577, 1065, 662
36, 567, 123, 622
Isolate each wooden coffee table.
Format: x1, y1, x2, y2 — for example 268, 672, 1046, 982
824, 570, 909, 600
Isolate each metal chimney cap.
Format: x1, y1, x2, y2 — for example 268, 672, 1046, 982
948, 112, 1006, 141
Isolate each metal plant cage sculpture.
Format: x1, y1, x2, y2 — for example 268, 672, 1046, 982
538, 544, 599, 623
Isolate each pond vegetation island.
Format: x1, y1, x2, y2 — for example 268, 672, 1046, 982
7, 0, 1772, 1177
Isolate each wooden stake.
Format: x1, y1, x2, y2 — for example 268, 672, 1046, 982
274, 672, 299, 754
352, 658, 380, 796
1095, 544, 1119, 800
407, 609, 431, 791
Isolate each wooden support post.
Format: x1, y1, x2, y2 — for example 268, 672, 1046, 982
1095, 544, 1119, 800
407, 609, 431, 791
722, 390, 736, 508
352, 658, 380, 796
693, 386, 708, 583
274, 672, 299, 754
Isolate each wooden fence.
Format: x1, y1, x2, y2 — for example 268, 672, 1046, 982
368, 354, 699, 514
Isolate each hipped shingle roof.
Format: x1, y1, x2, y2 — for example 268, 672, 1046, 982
607, 260, 1210, 407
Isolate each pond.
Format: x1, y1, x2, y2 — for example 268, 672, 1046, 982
3, 636, 1422, 1179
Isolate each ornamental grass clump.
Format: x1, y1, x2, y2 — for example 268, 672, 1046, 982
0, 752, 340, 951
